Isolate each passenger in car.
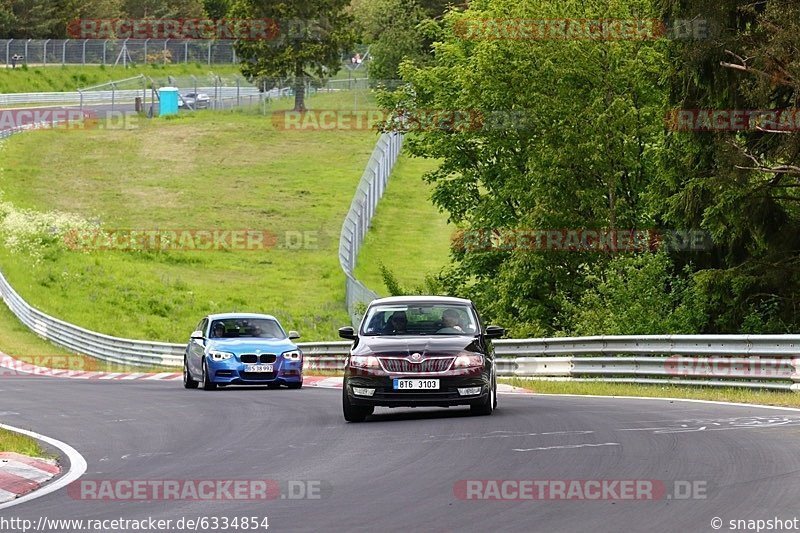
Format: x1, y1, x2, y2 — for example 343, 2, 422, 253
437, 309, 464, 334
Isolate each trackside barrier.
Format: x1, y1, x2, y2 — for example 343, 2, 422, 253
1, 260, 799, 388
301, 336, 800, 391
338, 132, 403, 326
0, 87, 261, 107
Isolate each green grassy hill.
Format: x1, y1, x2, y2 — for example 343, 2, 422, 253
0, 92, 379, 342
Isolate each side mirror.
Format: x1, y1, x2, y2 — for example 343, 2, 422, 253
338, 326, 357, 340
484, 325, 505, 339
190, 330, 205, 341
288, 330, 301, 340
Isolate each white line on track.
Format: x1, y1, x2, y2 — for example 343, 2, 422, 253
513, 442, 621, 452
0, 423, 87, 511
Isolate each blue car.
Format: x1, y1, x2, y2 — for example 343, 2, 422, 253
183, 313, 303, 390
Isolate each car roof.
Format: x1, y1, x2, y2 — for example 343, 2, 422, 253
206, 313, 279, 321
368, 295, 473, 306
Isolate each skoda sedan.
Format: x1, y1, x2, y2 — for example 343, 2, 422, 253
184, 313, 303, 390
339, 296, 505, 422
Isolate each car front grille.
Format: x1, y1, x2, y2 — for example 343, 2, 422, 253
378, 357, 455, 373
240, 353, 277, 364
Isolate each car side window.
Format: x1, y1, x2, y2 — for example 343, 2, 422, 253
197, 318, 208, 336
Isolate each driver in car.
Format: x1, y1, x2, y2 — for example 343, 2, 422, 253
211, 322, 226, 338
384, 311, 409, 334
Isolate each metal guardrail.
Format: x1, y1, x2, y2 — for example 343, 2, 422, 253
301, 336, 800, 391
0, 87, 261, 107
338, 133, 403, 326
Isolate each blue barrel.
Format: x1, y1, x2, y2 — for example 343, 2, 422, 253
159, 87, 179, 116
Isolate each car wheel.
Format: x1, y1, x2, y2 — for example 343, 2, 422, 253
287, 381, 303, 389
183, 357, 198, 389
342, 384, 373, 422
201, 358, 216, 391
471, 380, 494, 416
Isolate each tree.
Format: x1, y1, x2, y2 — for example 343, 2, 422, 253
377, 0, 668, 336
351, 0, 433, 83
122, 0, 205, 19
203, 0, 230, 19
1, 0, 58, 38
231, 0, 355, 112
657, 0, 800, 332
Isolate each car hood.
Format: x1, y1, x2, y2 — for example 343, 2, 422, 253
352, 335, 481, 357
207, 338, 296, 354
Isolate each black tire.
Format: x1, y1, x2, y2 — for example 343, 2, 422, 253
471, 380, 495, 416
342, 385, 373, 422
287, 381, 303, 389
183, 357, 198, 389
201, 358, 216, 391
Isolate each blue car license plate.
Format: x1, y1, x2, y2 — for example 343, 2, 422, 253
246, 364, 273, 373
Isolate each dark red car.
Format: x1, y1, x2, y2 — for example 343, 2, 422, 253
338, 296, 505, 422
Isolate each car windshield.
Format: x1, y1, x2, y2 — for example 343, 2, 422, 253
209, 318, 285, 339
361, 304, 478, 336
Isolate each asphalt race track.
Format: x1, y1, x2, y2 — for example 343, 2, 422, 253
2, 375, 800, 532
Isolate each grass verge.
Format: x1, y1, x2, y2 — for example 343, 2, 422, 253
354, 154, 450, 294
500, 378, 800, 408
0, 90, 385, 342
0, 428, 50, 458
0, 64, 242, 93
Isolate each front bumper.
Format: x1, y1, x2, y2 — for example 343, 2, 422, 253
207, 359, 303, 385
345, 374, 489, 408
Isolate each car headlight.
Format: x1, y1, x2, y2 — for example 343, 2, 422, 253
208, 350, 234, 361
453, 353, 484, 368
349, 355, 380, 369
282, 350, 302, 361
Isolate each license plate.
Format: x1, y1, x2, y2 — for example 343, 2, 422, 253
393, 378, 439, 390
246, 364, 273, 373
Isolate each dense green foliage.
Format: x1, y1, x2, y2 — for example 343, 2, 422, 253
374, 0, 800, 337
0, 0, 206, 38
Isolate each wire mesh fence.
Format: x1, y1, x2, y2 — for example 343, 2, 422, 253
0, 39, 238, 66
